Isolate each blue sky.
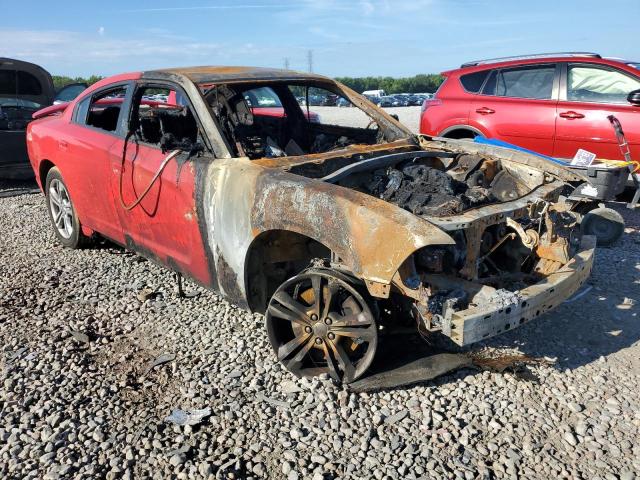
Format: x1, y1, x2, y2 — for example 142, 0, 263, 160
1, 0, 638, 78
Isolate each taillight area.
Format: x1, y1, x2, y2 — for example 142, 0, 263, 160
421, 98, 442, 113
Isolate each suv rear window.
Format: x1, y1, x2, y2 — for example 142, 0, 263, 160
0, 70, 43, 96
459, 70, 489, 93
482, 65, 555, 100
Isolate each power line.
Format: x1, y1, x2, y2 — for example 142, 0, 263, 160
307, 50, 313, 73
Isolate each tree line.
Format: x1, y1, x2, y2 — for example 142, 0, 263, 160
334, 74, 444, 94
53, 73, 444, 95
52, 75, 103, 91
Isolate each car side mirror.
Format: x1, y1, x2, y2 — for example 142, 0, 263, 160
627, 89, 640, 106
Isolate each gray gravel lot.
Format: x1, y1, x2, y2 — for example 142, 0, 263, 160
1, 184, 639, 480
312, 106, 421, 133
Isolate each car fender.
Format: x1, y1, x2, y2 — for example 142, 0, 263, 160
198, 158, 455, 303
438, 123, 487, 138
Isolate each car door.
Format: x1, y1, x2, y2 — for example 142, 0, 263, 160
470, 63, 559, 155
554, 62, 640, 161
113, 82, 211, 285
58, 83, 131, 243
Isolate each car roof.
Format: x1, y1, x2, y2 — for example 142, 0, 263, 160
142, 66, 332, 84
443, 55, 634, 76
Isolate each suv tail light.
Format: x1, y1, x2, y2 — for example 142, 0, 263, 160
421, 98, 442, 113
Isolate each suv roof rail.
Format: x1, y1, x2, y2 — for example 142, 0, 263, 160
460, 52, 601, 68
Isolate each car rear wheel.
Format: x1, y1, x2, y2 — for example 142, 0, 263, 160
45, 167, 90, 248
265, 269, 378, 383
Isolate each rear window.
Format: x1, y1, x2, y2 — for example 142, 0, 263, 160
0, 70, 43, 95
482, 65, 555, 100
459, 70, 489, 93
0, 71, 14, 94
17, 71, 42, 95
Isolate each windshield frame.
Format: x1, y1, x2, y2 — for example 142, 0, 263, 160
199, 78, 412, 146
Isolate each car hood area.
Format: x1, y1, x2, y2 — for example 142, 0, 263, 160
254, 136, 584, 222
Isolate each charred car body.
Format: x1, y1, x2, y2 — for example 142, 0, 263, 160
27, 67, 595, 383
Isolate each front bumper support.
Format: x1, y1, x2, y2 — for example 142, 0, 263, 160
442, 235, 596, 346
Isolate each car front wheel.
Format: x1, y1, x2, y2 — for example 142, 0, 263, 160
45, 167, 90, 248
265, 268, 378, 384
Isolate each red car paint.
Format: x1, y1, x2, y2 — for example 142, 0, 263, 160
420, 56, 640, 161
26, 71, 212, 286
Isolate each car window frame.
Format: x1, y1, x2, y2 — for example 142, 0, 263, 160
128, 80, 209, 153
559, 61, 640, 104
72, 81, 134, 138
475, 62, 560, 101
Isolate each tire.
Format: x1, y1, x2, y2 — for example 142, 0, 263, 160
45, 167, 91, 248
580, 207, 625, 246
265, 269, 378, 383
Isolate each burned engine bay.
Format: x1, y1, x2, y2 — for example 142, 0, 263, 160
284, 146, 586, 339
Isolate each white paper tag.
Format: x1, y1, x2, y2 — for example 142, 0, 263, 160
571, 149, 596, 167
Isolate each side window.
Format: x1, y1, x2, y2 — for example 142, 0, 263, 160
133, 86, 198, 149
460, 70, 490, 93
483, 65, 555, 100
293, 86, 376, 129
85, 86, 128, 133
73, 96, 91, 124
567, 65, 640, 104
244, 87, 282, 108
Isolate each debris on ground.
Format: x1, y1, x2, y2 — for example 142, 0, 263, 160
348, 353, 473, 392
164, 407, 212, 426
69, 329, 90, 344
255, 392, 291, 410
471, 352, 553, 374
143, 353, 176, 376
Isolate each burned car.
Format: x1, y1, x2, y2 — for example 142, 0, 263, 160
27, 67, 595, 383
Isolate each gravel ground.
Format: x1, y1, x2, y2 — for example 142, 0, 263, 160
1, 183, 640, 480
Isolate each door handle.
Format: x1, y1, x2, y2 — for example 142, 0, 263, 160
58, 140, 68, 150
559, 111, 585, 119
475, 107, 495, 115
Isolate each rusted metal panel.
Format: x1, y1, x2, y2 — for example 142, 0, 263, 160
445, 235, 596, 345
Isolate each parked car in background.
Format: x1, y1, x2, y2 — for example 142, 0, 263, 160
1, 57, 86, 179
27, 66, 595, 383
362, 89, 386, 98
392, 95, 410, 106
363, 94, 381, 105
420, 53, 640, 163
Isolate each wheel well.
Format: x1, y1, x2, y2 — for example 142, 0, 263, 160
39, 160, 55, 186
441, 128, 478, 139
245, 230, 330, 313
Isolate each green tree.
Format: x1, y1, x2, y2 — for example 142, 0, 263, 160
335, 74, 444, 94
51, 75, 103, 91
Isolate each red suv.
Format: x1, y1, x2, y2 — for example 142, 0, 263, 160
420, 53, 640, 162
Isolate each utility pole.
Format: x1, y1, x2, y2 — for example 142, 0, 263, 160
307, 50, 313, 73
284, 57, 290, 70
